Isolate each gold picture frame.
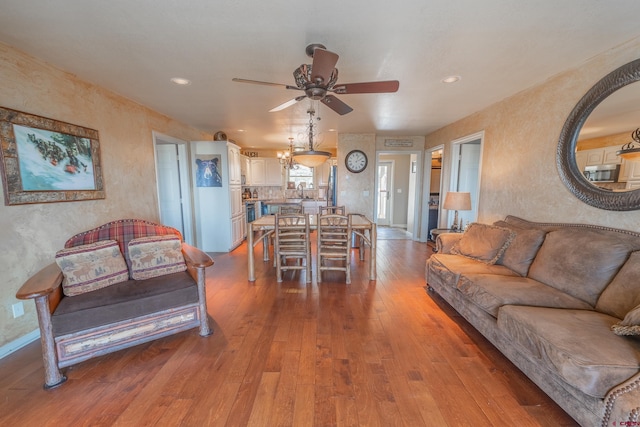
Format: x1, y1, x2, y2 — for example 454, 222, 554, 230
0, 107, 105, 205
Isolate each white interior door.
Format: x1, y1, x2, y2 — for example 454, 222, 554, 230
154, 133, 194, 245
377, 162, 392, 226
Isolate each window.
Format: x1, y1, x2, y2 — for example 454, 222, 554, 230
288, 165, 314, 188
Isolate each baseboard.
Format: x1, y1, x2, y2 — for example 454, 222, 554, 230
0, 329, 40, 359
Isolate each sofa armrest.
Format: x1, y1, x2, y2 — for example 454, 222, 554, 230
603, 372, 640, 426
182, 243, 214, 269
436, 233, 463, 254
16, 263, 63, 300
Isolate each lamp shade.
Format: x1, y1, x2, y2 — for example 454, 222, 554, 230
443, 192, 471, 211
293, 150, 331, 167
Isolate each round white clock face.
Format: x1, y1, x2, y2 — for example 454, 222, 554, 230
345, 150, 368, 173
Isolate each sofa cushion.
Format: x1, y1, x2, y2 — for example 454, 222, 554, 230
611, 304, 640, 336
51, 271, 198, 336
451, 223, 515, 264
457, 274, 592, 317
128, 235, 186, 280
527, 228, 640, 306
497, 305, 640, 398
493, 220, 547, 276
596, 251, 640, 320
55, 240, 129, 297
427, 254, 519, 286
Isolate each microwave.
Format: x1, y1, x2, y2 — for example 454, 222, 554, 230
583, 164, 620, 183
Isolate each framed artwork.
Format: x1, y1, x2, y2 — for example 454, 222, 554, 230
195, 155, 222, 187
0, 107, 104, 205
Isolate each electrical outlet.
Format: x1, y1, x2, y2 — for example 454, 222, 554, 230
12, 302, 24, 318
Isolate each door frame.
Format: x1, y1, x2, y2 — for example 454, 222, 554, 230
420, 145, 444, 242
152, 131, 194, 245
447, 131, 484, 228
374, 149, 424, 240
376, 160, 394, 226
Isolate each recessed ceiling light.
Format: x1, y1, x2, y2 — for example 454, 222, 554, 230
170, 77, 191, 86
441, 75, 461, 84
237, 129, 245, 132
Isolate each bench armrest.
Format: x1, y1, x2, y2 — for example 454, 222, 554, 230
16, 263, 63, 300
181, 243, 214, 269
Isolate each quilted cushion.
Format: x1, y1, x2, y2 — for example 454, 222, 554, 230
55, 240, 129, 296
128, 235, 186, 280
451, 223, 515, 264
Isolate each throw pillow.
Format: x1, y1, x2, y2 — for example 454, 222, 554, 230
128, 235, 186, 280
55, 240, 129, 297
611, 304, 640, 336
451, 223, 515, 265
493, 220, 547, 276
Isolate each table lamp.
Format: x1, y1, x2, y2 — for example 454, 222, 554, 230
443, 191, 471, 231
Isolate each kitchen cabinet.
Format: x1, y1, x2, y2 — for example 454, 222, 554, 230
241, 154, 251, 185
585, 149, 605, 166
249, 158, 282, 186
581, 145, 623, 167
603, 146, 623, 164
627, 180, 640, 190
620, 159, 640, 182
301, 200, 326, 215
191, 140, 244, 252
315, 161, 332, 187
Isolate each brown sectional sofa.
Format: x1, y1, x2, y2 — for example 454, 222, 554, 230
425, 216, 640, 427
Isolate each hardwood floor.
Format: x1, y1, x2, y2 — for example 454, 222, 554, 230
0, 239, 578, 426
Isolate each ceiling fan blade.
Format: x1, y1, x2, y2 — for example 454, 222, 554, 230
332, 80, 400, 94
269, 95, 306, 112
311, 48, 339, 84
232, 78, 288, 87
321, 95, 353, 115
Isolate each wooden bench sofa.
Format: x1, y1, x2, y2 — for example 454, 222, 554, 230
16, 219, 214, 389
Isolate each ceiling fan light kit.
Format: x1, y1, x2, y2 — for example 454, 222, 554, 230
233, 43, 399, 115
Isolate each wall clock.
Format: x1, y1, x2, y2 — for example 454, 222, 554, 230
345, 149, 368, 173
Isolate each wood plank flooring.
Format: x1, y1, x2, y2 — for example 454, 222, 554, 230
0, 239, 579, 426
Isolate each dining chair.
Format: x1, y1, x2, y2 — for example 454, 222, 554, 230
274, 213, 311, 283
317, 214, 352, 284
279, 205, 303, 214
319, 205, 346, 215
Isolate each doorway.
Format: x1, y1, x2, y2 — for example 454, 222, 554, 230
448, 131, 483, 228
376, 161, 393, 226
153, 132, 194, 245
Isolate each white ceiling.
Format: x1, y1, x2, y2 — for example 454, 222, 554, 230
1, 1, 640, 151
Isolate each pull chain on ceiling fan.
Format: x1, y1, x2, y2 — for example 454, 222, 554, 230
232, 43, 399, 115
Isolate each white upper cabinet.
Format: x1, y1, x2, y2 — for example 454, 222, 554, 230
249, 158, 282, 186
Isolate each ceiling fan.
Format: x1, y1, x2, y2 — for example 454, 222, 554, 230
232, 43, 399, 115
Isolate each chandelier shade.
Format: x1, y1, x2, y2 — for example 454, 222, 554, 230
617, 128, 640, 161
293, 150, 331, 167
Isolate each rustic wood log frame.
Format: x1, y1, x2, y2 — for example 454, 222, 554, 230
16, 242, 213, 389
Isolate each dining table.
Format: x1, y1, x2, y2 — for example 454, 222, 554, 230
247, 213, 377, 282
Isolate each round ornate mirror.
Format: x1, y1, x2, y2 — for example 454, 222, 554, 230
557, 58, 640, 210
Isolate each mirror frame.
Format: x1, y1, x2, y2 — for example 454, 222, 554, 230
557, 58, 640, 211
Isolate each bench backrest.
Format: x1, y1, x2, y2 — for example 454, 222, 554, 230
64, 219, 182, 270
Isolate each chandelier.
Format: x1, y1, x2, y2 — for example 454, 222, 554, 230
277, 138, 298, 170
292, 108, 331, 168
617, 128, 640, 161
